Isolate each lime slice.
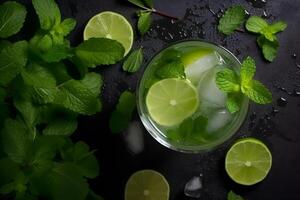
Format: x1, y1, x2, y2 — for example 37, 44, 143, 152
181, 49, 221, 84
225, 138, 272, 186
84, 11, 134, 56
125, 170, 170, 200
146, 78, 199, 127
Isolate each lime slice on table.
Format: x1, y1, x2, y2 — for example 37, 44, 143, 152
125, 170, 170, 200
181, 49, 221, 84
146, 78, 199, 127
84, 11, 134, 56
225, 138, 272, 186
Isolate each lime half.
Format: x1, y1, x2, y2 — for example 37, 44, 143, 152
84, 11, 134, 55
225, 138, 272, 185
125, 170, 170, 200
146, 78, 199, 127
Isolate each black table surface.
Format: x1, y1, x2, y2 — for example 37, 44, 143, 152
4, 0, 300, 199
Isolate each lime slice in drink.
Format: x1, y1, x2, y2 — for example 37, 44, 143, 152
146, 78, 199, 127
84, 11, 134, 56
225, 138, 272, 185
125, 170, 170, 200
181, 49, 221, 84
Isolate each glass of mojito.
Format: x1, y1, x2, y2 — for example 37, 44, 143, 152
137, 41, 249, 153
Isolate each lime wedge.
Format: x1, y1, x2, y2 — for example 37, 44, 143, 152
181, 49, 221, 84
84, 11, 134, 56
225, 138, 272, 186
125, 170, 170, 200
146, 78, 199, 127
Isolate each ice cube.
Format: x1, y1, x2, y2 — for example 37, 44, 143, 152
207, 109, 233, 133
123, 121, 145, 155
185, 51, 223, 85
184, 175, 203, 198
197, 67, 227, 108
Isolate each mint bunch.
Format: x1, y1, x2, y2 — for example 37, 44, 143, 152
216, 57, 272, 113
246, 16, 287, 62
0, 0, 125, 199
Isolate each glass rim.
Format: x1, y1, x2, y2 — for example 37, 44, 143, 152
136, 39, 249, 153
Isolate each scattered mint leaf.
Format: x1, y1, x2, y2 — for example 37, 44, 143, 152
32, 163, 89, 200
75, 38, 125, 68
123, 48, 144, 73
257, 36, 279, 62
128, 0, 148, 9
80, 72, 103, 97
138, 11, 152, 35
242, 80, 272, 104
87, 190, 104, 200
218, 5, 246, 35
156, 61, 185, 79
246, 16, 268, 34
110, 91, 136, 134
0, 88, 8, 128
226, 93, 242, 113
14, 99, 39, 127
43, 118, 78, 136
1, 119, 33, 163
60, 18, 77, 36
143, 0, 153, 8
215, 68, 240, 93
32, 0, 61, 30
0, 40, 11, 49
0, 158, 20, 186
39, 44, 73, 63
240, 56, 256, 85
227, 190, 244, 200
0, 41, 28, 86
0, 1, 27, 38
270, 21, 287, 34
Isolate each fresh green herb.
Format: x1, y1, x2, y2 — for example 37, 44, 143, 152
216, 57, 272, 113
110, 91, 136, 134
227, 190, 244, 200
218, 5, 246, 35
246, 16, 287, 62
123, 48, 144, 73
0, 0, 125, 199
156, 61, 186, 79
0, 1, 27, 38
128, 0, 178, 35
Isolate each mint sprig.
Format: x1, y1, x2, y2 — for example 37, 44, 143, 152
227, 190, 244, 200
128, 0, 178, 35
246, 16, 287, 62
216, 57, 272, 113
218, 5, 246, 35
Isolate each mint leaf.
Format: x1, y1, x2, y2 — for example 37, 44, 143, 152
123, 48, 143, 73
246, 16, 268, 33
257, 36, 279, 62
240, 56, 256, 84
156, 61, 185, 79
128, 0, 147, 9
32, 163, 89, 200
218, 6, 246, 35
110, 91, 136, 134
228, 190, 244, 200
226, 93, 242, 113
0, 40, 11, 49
62, 142, 99, 179
0, 88, 8, 128
0, 41, 28, 86
80, 72, 103, 96
270, 21, 287, 34
87, 191, 104, 200
60, 18, 77, 36
1, 119, 33, 163
75, 38, 125, 68
39, 44, 73, 63
138, 11, 152, 35
32, 0, 61, 30
0, 1, 27, 38
0, 158, 20, 186
43, 118, 78, 136
242, 80, 272, 104
215, 68, 240, 93
14, 100, 39, 127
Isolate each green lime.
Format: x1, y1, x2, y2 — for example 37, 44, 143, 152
225, 138, 272, 186
84, 11, 134, 56
146, 78, 199, 127
125, 170, 170, 200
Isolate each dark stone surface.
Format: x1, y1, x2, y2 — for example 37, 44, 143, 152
2, 0, 300, 199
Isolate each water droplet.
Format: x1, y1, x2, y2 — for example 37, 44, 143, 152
171, 19, 176, 24
245, 9, 250, 16
292, 53, 297, 59
262, 10, 269, 18
250, 112, 257, 121
277, 97, 287, 107
247, 0, 267, 8
271, 107, 279, 116
184, 175, 203, 198
296, 63, 300, 69
292, 89, 300, 97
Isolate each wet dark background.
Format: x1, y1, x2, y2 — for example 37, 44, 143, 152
3, 0, 300, 199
